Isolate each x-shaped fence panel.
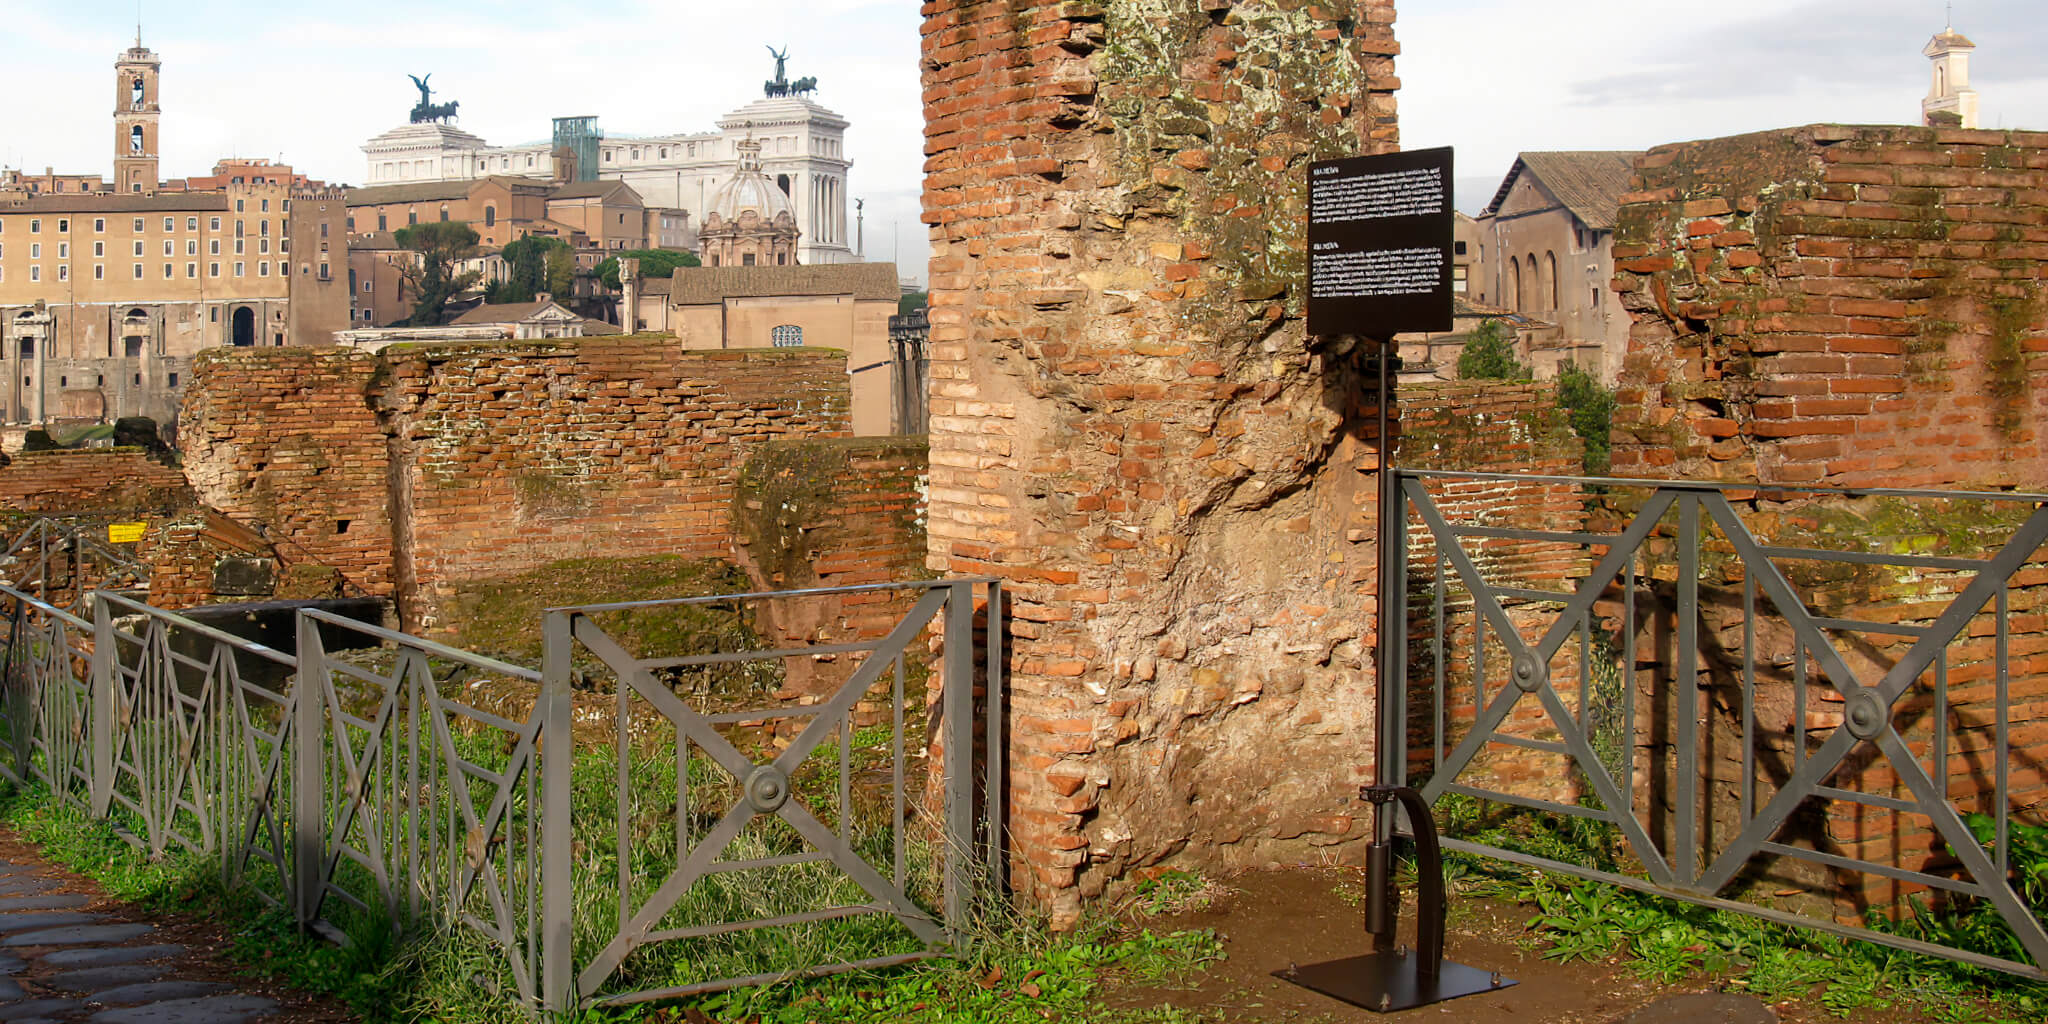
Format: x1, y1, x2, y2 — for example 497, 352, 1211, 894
1396, 470, 2048, 979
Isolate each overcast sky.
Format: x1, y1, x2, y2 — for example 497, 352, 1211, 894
2, 2, 2041, 285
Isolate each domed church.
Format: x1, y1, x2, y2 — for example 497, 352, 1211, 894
696, 135, 801, 268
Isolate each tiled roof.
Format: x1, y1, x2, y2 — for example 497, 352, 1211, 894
450, 300, 554, 325
549, 180, 640, 202
665, 262, 901, 306
1484, 152, 1642, 231
345, 175, 552, 207
0, 193, 229, 213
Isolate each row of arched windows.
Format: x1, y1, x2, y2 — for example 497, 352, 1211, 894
1508, 250, 1561, 313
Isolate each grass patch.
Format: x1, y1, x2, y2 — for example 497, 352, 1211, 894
1436, 795, 2048, 1022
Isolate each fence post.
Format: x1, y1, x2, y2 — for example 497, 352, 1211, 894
539, 610, 575, 1014
89, 592, 113, 817
942, 581, 974, 948
292, 610, 325, 928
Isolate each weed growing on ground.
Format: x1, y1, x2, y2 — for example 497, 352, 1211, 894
1434, 795, 2048, 1022
0, 779, 1225, 1024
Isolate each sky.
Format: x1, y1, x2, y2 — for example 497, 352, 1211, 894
2, 1, 2042, 285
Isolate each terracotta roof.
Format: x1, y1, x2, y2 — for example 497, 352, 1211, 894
1483, 152, 1642, 231
665, 262, 901, 306
450, 300, 554, 325
0, 193, 229, 213
345, 175, 552, 207
1928, 28, 1976, 50
550, 180, 640, 202
349, 231, 405, 251
639, 277, 674, 296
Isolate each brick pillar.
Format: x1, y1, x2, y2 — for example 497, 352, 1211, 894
921, 0, 1401, 925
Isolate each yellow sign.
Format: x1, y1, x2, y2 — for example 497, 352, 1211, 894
107, 522, 147, 544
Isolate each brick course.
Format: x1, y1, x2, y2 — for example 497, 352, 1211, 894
0, 449, 192, 514
921, 0, 1401, 922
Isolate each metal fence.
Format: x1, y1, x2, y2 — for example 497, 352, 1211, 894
0, 515, 150, 614
1389, 470, 2048, 979
0, 576, 1001, 1016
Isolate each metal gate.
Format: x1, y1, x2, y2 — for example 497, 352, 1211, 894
537, 577, 1000, 1009
1389, 469, 2048, 979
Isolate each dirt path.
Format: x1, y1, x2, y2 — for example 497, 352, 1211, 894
1099, 867, 1996, 1023
0, 827, 352, 1023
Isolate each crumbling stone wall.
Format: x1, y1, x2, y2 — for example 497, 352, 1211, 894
183, 349, 394, 599
1610, 125, 2048, 920
183, 340, 857, 634
0, 449, 193, 514
921, 0, 1401, 922
376, 342, 849, 633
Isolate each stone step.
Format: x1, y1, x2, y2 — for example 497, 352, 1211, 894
0, 896, 91, 913
3, 923, 156, 947
42, 945, 186, 968
50, 963, 167, 992
89, 980, 235, 1006
91, 993, 279, 1023
0, 911, 102, 934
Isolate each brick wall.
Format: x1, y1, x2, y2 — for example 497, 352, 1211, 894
182, 348, 393, 599
0, 449, 193, 514
922, 0, 1401, 923
732, 436, 932, 715
1612, 125, 2048, 488
183, 339, 854, 634
1610, 125, 2048, 921
378, 342, 849, 633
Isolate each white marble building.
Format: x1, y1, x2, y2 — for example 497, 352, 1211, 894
362, 93, 854, 266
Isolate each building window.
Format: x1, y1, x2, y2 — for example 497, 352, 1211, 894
187, 240, 197, 256
93, 219, 105, 233
235, 199, 244, 213
210, 240, 220, 255
771, 325, 803, 347
163, 240, 173, 256
209, 262, 220, 277
743, 253, 756, 266
438, 208, 448, 223
378, 214, 388, 231
259, 240, 270, 254
259, 261, 269, 276
234, 262, 244, 277
133, 218, 144, 232
133, 241, 143, 256
56, 243, 67, 258
163, 263, 172, 278
1592, 287, 1602, 309
28, 267, 38, 282
133, 263, 143, 279
94, 265, 103, 280
235, 240, 245, 255
168, 372, 178, 387
484, 206, 496, 227
29, 219, 39, 233
320, 223, 329, 238
1545, 251, 1559, 310
56, 266, 66, 282
57, 219, 68, 232
92, 241, 103, 257
187, 217, 198, 231
163, 217, 174, 231
408, 212, 418, 226
260, 199, 269, 213
187, 262, 197, 278
210, 217, 221, 230
29, 244, 39, 259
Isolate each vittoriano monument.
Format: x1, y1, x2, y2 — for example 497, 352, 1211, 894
763, 46, 818, 98
408, 73, 460, 124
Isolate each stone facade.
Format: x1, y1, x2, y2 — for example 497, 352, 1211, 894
921, 0, 1400, 924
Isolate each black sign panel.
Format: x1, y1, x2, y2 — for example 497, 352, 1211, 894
1307, 147, 1455, 336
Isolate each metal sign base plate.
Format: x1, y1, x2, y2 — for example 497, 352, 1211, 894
1274, 952, 1513, 1013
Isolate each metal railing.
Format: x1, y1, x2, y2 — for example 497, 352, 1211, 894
0, 576, 1002, 1016
1390, 469, 2048, 979
0, 515, 150, 614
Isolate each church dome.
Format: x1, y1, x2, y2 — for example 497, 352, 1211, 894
707, 136, 794, 222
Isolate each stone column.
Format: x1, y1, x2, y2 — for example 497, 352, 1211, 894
921, 0, 1401, 926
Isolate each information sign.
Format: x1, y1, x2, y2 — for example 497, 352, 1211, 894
1307, 147, 1455, 336
108, 522, 147, 544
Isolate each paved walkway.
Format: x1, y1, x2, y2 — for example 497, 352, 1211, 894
0, 859, 296, 1023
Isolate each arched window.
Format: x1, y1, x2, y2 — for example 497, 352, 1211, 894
129, 125, 144, 154
1936, 66, 1948, 94
1545, 251, 1559, 310
1509, 256, 1522, 310
771, 325, 803, 347
777, 173, 791, 196
1526, 253, 1540, 309
484, 206, 497, 227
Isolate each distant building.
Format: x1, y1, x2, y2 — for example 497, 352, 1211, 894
1923, 23, 1980, 129
621, 261, 902, 434
341, 176, 667, 252
697, 136, 800, 268
0, 35, 349, 429
360, 54, 855, 266
334, 296, 616, 349
1469, 151, 1639, 382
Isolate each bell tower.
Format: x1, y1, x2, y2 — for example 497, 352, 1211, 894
113, 35, 161, 194
1922, 19, 1979, 129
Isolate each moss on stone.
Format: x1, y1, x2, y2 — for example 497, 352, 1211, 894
732, 436, 929, 587
446, 555, 757, 665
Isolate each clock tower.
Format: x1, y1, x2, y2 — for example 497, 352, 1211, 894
113, 35, 161, 194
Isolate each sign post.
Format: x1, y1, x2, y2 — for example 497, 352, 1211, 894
1279, 148, 1513, 1014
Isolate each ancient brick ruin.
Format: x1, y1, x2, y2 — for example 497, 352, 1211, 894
1607, 125, 2048, 920
921, 0, 1401, 922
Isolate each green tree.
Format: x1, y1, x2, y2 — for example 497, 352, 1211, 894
489, 235, 572, 304
595, 248, 700, 290
544, 246, 576, 300
1555, 360, 1617, 475
394, 221, 482, 326
1456, 319, 1532, 381
898, 291, 928, 316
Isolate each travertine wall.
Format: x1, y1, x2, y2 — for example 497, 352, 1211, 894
921, 0, 1401, 922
